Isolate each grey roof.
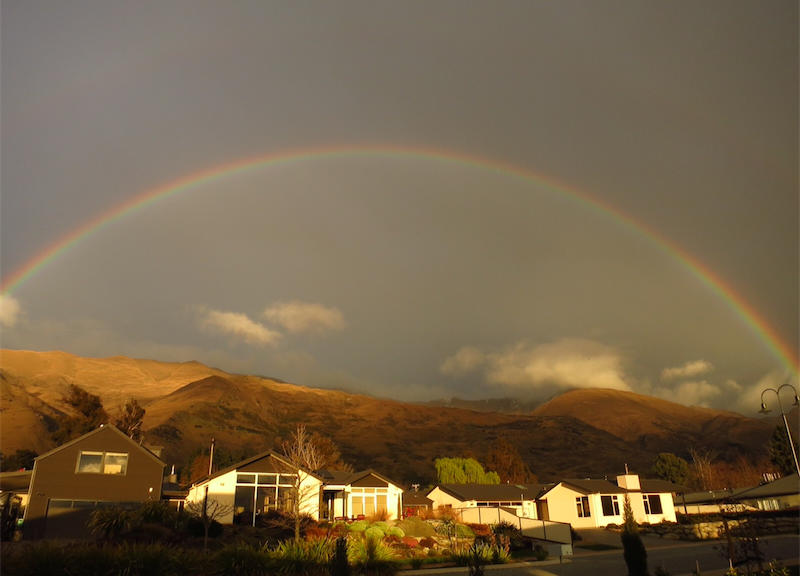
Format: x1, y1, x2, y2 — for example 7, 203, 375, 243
434, 483, 552, 502
0, 470, 33, 492
639, 479, 693, 494
557, 479, 628, 495
678, 487, 754, 505
33, 424, 165, 469
192, 450, 322, 487
735, 474, 800, 500
402, 491, 434, 507
317, 469, 402, 488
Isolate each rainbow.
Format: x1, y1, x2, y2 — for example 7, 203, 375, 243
2, 144, 797, 375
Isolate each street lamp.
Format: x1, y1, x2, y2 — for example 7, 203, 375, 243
759, 383, 800, 476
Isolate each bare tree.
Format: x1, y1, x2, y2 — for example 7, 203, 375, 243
280, 425, 324, 540
688, 447, 719, 491
113, 398, 146, 441
185, 487, 233, 552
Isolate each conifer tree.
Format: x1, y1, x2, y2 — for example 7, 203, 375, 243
621, 494, 649, 576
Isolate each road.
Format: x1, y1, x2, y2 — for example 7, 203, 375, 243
411, 534, 799, 576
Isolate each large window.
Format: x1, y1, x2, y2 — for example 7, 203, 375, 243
76, 451, 128, 475
601, 495, 620, 516
576, 496, 590, 518
643, 494, 662, 515
233, 472, 297, 526
350, 487, 388, 517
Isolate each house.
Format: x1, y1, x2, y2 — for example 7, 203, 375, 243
538, 474, 683, 528
22, 425, 165, 540
676, 487, 756, 514
734, 474, 800, 511
317, 469, 404, 520
401, 489, 433, 517
0, 470, 32, 541
427, 482, 550, 520
185, 450, 323, 526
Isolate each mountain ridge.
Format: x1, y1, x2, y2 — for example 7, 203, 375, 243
0, 349, 783, 485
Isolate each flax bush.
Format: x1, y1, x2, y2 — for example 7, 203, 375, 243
212, 542, 274, 576
348, 536, 401, 576
275, 537, 334, 576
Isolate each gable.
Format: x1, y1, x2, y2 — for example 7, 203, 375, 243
36, 425, 164, 469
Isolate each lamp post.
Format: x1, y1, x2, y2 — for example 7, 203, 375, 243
759, 384, 800, 476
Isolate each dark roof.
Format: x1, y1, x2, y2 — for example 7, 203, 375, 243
679, 487, 754, 505
0, 470, 33, 492
34, 425, 165, 469
735, 474, 800, 500
639, 479, 692, 494
434, 483, 552, 502
193, 450, 323, 486
402, 491, 433, 507
317, 469, 402, 488
557, 479, 628, 495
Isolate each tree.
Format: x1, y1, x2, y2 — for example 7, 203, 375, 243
483, 437, 536, 483
51, 384, 109, 445
650, 453, 690, 486
621, 494, 650, 576
281, 425, 325, 540
688, 447, 718, 491
113, 398, 146, 440
769, 425, 799, 476
310, 431, 353, 472
185, 489, 233, 552
0, 449, 38, 471
435, 457, 500, 484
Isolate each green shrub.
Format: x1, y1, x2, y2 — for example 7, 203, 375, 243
395, 516, 436, 538
114, 542, 190, 576
137, 501, 177, 526
67, 544, 118, 576
371, 522, 390, 533
212, 542, 273, 576
364, 526, 385, 540
385, 526, 404, 539
275, 537, 334, 576
349, 536, 400, 576
1, 541, 73, 576
347, 520, 370, 533
455, 524, 475, 538
89, 506, 134, 539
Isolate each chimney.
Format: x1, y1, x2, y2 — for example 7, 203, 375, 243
616, 473, 641, 491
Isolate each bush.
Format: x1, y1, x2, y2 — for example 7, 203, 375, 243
275, 537, 334, 576
114, 542, 191, 576
490, 522, 524, 550
89, 506, 134, 539
466, 523, 492, 538
1, 541, 73, 576
212, 542, 273, 576
137, 501, 177, 526
385, 526, 404, 539
419, 537, 437, 549
347, 520, 371, 533
349, 536, 400, 576
402, 536, 419, 548
395, 516, 436, 538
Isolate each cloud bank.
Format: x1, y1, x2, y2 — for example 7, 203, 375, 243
0, 295, 22, 328
197, 300, 345, 347
661, 359, 714, 381
262, 301, 345, 335
441, 337, 632, 391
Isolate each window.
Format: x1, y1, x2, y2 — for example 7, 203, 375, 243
643, 494, 662, 515
576, 496, 590, 517
76, 451, 128, 475
601, 495, 620, 516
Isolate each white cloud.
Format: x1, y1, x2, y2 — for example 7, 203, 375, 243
0, 294, 22, 328
654, 380, 722, 408
441, 337, 632, 391
198, 308, 282, 346
439, 346, 487, 377
661, 359, 714, 381
262, 301, 345, 335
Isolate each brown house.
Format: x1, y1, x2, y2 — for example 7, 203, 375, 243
23, 425, 165, 540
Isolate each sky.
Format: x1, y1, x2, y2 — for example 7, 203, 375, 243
2, 1, 798, 416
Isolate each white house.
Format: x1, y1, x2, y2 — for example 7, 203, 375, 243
186, 450, 323, 526
538, 474, 681, 528
317, 469, 404, 521
427, 483, 549, 520
426, 474, 684, 530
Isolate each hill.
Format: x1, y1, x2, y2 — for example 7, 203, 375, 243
0, 349, 782, 485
